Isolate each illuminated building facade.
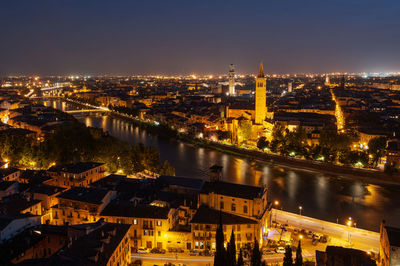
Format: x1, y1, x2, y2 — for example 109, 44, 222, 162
47, 162, 105, 188
228, 64, 235, 95
255, 63, 267, 125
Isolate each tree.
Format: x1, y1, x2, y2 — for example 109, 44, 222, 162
257, 136, 269, 151
160, 160, 175, 176
368, 136, 387, 167
214, 212, 227, 266
251, 237, 261, 266
283, 245, 293, 266
237, 119, 253, 144
237, 248, 244, 266
227, 229, 236, 266
295, 241, 303, 266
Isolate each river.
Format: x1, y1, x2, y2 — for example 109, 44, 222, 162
43, 99, 400, 232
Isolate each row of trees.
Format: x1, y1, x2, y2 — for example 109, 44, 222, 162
0, 122, 175, 176
214, 217, 305, 266
257, 124, 387, 167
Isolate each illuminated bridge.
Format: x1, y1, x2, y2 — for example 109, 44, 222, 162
65, 109, 109, 114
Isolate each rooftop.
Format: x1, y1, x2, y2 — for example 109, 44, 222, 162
48, 162, 104, 174
201, 180, 264, 200
54, 223, 131, 266
190, 206, 258, 225
57, 187, 110, 204
100, 201, 170, 219
157, 175, 204, 190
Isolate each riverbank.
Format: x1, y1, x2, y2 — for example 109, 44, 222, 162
193, 140, 400, 186
60, 97, 400, 186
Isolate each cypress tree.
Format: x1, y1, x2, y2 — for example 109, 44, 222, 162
283, 245, 293, 266
237, 248, 244, 266
251, 237, 262, 266
214, 212, 226, 266
227, 229, 236, 265
295, 240, 303, 266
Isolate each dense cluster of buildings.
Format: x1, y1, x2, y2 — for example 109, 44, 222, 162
2, 71, 400, 264
0, 160, 270, 265
4, 66, 399, 167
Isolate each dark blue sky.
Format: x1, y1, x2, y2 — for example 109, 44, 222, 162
1, 0, 400, 75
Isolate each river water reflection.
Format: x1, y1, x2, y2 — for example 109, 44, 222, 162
44, 99, 400, 231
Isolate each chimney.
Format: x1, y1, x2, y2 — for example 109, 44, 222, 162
209, 165, 223, 182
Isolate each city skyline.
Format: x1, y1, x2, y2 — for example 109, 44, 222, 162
1, 0, 400, 76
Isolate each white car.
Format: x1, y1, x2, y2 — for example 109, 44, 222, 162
137, 247, 149, 254
276, 247, 286, 254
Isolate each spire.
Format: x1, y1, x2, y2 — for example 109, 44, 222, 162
257, 62, 264, 78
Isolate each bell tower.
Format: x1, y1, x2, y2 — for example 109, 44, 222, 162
255, 62, 266, 124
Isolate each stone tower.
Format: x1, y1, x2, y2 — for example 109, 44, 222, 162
228, 64, 235, 95
255, 62, 266, 125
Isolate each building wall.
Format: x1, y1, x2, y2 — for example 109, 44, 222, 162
107, 227, 132, 266
102, 216, 170, 250
0, 216, 41, 243
191, 223, 257, 251
11, 233, 68, 264
47, 165, 105, 188
200, 190, 268, 220
255, 76, 266, 125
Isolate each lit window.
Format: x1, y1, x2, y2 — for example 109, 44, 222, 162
133, 219, 137, 225
157, 221, 162, 226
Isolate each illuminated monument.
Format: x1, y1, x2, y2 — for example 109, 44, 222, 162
228, 64, 235, 95
255, 62, 266, 124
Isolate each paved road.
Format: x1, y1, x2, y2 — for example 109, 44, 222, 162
272, 209, 380, 253
131, 251, 316, 266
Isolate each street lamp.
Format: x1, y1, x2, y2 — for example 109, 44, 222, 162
274, 201, 279, 227
346, 217, 353, 246
299, 206, 302, 216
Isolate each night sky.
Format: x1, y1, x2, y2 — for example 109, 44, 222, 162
1, 0, 400, 76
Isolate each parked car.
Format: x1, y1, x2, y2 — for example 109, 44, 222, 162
176, 248, 184, 253
293, 228, 299, 235
307, 231, 314, 238
151, 248, 166, 254
200, 249, 213, 256
312, 239, 318, 246
188, 249, 200, 256
320, 235, 328, 243
276, 247, 286, 254
300, 229, 306, 235
137, 247, 149, 254
313, 234, 321, 240
262, 248, 275, 255
168, 247, 177, 253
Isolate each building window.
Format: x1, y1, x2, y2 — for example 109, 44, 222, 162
237, 225, 240, 231
243, 205, 248, 214
158, 231, 161, 237
157, 221, 162, 226
231, 203, 236, 212
195, 241, 199, 248
133, 219, 137, 225
220, 201, 224, 210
